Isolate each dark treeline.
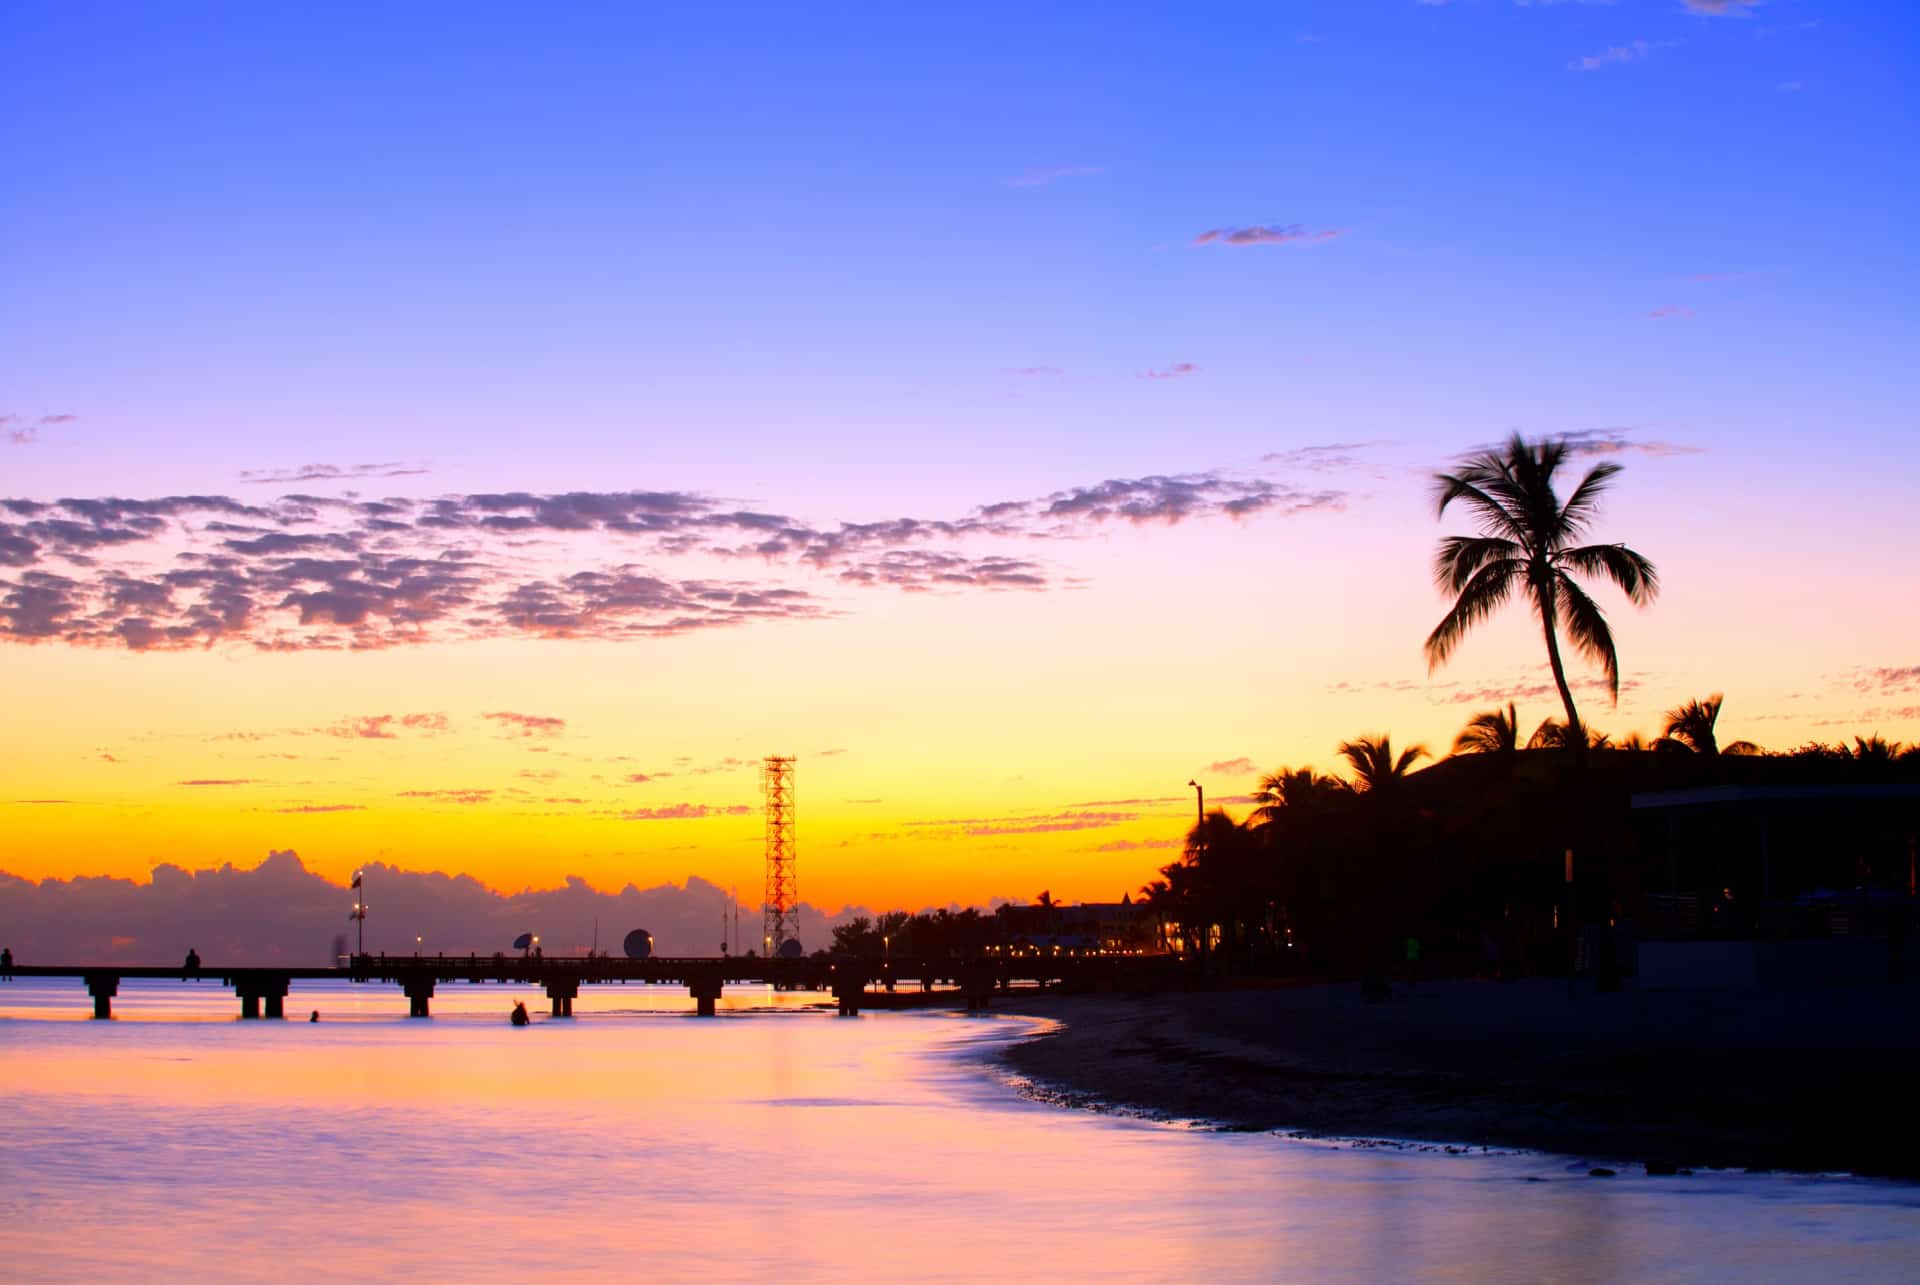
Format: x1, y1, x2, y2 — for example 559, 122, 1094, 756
1141, 716, 1920, 980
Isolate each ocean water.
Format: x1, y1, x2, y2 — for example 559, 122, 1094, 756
2, 978, 1917, 1283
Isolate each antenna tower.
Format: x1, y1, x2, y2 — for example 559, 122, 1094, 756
761, 756, 797, 956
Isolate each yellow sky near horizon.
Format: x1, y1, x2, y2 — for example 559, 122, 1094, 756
7, 489, 1916, 910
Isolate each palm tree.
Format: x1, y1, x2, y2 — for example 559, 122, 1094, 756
1453, 703, 1519, 756
1663, 694, 1724, 756
1251, 766, 1349, 823
1847, 735, 1906, 764
1337, 734, 1429, 792
1528, 718, 1611, 751
1426, 434, 1659, 751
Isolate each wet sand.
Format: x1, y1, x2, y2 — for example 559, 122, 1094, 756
998, 980, 1920, 1177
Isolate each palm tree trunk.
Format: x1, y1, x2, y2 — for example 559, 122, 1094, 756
1536, 578, 1585, 758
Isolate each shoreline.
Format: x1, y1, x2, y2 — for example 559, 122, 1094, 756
992, 980, 1920, 1179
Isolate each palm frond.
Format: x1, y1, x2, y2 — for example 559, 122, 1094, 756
1555, 460, 1623, 541
1431, 473, 1527, 541
1554, 570, 1621, 700
1453, 703, 1519, 755
1559, 542, 1659, 606
1433, 535, 1522, 593
1528, 718, 1569, 750
1662, 695, 1723, 754
1425, 559, 1523, 670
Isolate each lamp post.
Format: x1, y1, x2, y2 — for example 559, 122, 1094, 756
349, 869, 366, 959
1187, 779, 1203, 826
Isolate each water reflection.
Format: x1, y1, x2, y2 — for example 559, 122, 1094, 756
1, 980, 1916, 1282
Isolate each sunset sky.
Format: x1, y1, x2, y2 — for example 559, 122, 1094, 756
4, 0, 1916, 916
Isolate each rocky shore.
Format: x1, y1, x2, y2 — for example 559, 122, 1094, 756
997, 979, 1920, 1178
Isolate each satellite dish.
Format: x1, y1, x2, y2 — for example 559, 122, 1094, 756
622, 929, 654, 960
512, 932, 534, 951
776, 938, 804, 960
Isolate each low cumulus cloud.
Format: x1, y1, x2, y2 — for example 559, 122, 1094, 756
1682, 0, 1759, 15
0, 851, 868, 963
1139, 362, 1201, 380
1202, 757, 1257, 776
2, 459, 1353, 652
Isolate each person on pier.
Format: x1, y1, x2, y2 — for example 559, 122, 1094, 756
182, 947, 201, 978
2, 946, 12, 977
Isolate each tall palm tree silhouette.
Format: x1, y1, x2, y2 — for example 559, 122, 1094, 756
1453, 703, 1519, 756
1337, 735, 1428, 792
1426, 434, 1659, 751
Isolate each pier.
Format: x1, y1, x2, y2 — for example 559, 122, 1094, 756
5, 953, 1176, 1020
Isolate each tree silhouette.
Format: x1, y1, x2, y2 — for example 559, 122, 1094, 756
1453, 703, 1520, 756
1426, 434, 1659, 751
1251, 767, 1350, 823
1528, 718, 1610, 751
1337, 735, 1429, 792
1663, 694, 1724, 755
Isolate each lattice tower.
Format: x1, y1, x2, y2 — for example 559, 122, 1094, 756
761, 756, 797, 956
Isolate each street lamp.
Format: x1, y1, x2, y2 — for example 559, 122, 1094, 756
1187, 779, 1204, 826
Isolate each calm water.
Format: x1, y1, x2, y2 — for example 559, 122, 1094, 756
2, 979, 1917, 1282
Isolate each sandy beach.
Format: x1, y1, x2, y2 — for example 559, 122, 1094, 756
998, 980, 1920, 1177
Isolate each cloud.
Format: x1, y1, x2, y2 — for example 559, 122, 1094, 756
179, 778, 252, 787
1262, 441, 1388, 472
1648, 304, 1695, 319
1, 461, 1352, 652
276, 804, 365, 814
1853, 665, 1920, 695
1454, 429, 1701, 462
1140, 363, 1200, 381
1006, 164, 1104, 188
1681, 0, 1758, 14
1202, 757, 1257, 775
1193, 225, 1344, 247
1094, 838, 1181, 852
1572, 39, 1676, 71
237, 462, 431, 485
836, 550, 1048, 592
325, 712, 449, 739
1557, 428, 1704, 458
908, 808, 1140, 837
1003, 366, 1064, 377
483, 711, 566, 738
397, 788, 494, 805
4, 413, 78, 446
620, 803, 753, 821
0, 851, 871, 962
